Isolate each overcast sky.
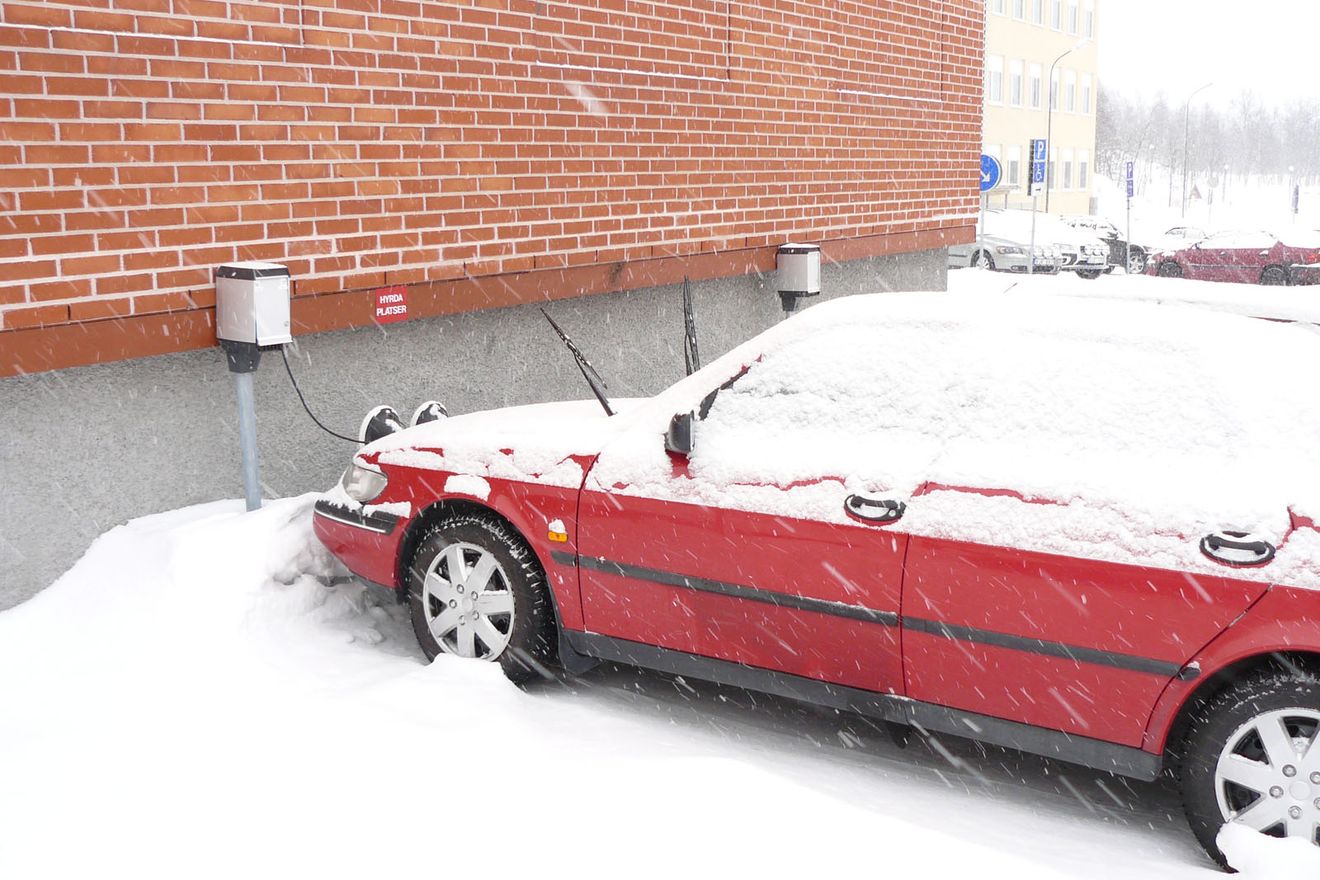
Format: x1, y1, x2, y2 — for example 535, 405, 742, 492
1099, 0, 1320, 107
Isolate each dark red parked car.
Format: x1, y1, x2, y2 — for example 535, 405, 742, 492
1149, 229, 1320, 285
314, 293, 1320, 865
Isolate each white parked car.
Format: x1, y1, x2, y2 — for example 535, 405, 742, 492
948, 233, 1061, 274
979, 210, 1110, 280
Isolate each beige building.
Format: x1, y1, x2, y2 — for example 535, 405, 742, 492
983, 0, 1099, 216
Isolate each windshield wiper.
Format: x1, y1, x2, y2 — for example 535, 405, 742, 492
682, 276, 701, 376
541, 309, 615, 417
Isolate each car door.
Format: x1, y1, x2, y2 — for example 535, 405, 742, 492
574, 329, 915, 696
893, 301, 1295, 748
901, 526, 1268, 747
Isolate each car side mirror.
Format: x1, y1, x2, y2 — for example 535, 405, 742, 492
664, 411, 695, 456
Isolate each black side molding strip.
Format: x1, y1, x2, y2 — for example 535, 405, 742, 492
313, 499, 401, 536
550, 550, 1190, 679
570, 553, 899, 626
903, 617, 1185, 678
566, 631, 1164, 782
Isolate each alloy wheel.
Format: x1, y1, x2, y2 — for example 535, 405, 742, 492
421, 541, 516, 660
1214, 707, 1320, 844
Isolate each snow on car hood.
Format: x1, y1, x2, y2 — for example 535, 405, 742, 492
361, 399, 647, 489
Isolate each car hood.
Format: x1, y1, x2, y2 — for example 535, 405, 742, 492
359, 398, 648, 489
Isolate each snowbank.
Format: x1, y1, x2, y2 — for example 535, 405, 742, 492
1218, 824, 1320, 877
0, 498, 1229, 878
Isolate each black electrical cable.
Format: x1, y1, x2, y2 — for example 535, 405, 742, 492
280, 346, 360, 444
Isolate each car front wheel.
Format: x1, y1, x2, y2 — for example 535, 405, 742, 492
407, 511, 559, 684
1158, 260, 1184, 278
1178, 669, 1320, 866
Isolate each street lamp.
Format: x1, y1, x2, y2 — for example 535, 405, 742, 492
1043, 38, 1088, 213
1180, 82, 1213, 218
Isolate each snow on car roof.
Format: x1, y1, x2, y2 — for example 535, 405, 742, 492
608, 291, 1320, 587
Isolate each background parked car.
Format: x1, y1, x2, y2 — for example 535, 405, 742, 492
948, 233, 1060, 274
1148, 229, 1320, 285
985, 210, 1109, 279
1061, 216, 1160, 274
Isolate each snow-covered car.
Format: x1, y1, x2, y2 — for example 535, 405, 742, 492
1147, 230, 1320, 285
1061, 215, 1159, 274
983, 209, 1109, 279
314, 293, 1320, 866
947, 233, 1060, 274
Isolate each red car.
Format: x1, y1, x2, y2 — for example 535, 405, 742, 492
1149, 229, 1320, 285
314, 293, 1320, 865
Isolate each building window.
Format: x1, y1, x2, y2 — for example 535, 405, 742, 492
1051, 0, 1062, 29
1013, 0, 1026, 18
1084, 0, 1095, 37
1009, 60, 1024, 106
1065, 70, 1076, 112
1067, 1, 1079, 33
1048, 149, 1056, 188
1029, 63, 1043, 108
1008, 145, 1023, 187
985, 54, 1004, 103
1063, 150, 1074, 189
1049, 69, 1059, 110
1032, 0, 1044, 24
1081, 73, 1093, 113
989, 0, 1006, 14
1079, 150, 1090, 189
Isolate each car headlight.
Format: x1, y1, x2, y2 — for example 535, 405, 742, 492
995, 246, 1024, 255
341, 461, 388, 504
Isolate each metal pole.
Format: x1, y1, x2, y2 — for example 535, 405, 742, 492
1029, 194, 1038, 274
234, 371, 262, 511
1180, 83, 1212, 218
1126, 190, 1132, 275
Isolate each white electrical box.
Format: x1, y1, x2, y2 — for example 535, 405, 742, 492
216, 262, 291, 346
777, 243, 821, 297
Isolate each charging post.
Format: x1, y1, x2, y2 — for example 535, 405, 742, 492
215, 262, 292, 512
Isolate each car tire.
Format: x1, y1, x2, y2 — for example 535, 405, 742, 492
407, 511, 559, 686
1128, 249, 1147, 274
1177, 668, 1320, 867
971, 250, 996, 271
1261, 266, 1288, 286
1077, 270, 1102, 280
1158, 260, 1184, 278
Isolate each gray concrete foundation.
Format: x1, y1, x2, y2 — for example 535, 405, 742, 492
0, 248, 945, 608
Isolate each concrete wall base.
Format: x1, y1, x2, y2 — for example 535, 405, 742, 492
0, 249, 945, 609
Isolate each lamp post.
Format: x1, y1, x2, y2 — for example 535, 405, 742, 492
1043, 39, 1088, 213
1289, 165, 1297, 223
1180, 82, 1213, 218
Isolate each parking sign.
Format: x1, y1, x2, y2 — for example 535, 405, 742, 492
1028, 139, 1047, 195
1126, 162, 1135, 199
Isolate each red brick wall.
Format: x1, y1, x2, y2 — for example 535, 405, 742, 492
0, 0, 982, 374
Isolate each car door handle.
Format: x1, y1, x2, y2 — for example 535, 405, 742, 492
844, 493, 906, 524
1199, 530, 1275, 567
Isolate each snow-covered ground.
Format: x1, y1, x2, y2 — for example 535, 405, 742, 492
1, 495, 1315, 879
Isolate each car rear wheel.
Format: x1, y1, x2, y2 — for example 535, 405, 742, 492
1261, 266, 1288, 286
1128, 249, 1147, 274
1178, 669, 1320, 866
407, 511, 559, 685
1158, 260, 1184, 278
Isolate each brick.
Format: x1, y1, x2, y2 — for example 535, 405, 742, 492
2, 303, 70, 330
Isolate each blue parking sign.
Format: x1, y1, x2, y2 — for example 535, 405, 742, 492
980, 154, 1002, 193
1126, 162, 1135, 199
1028, 138, 1047, 194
